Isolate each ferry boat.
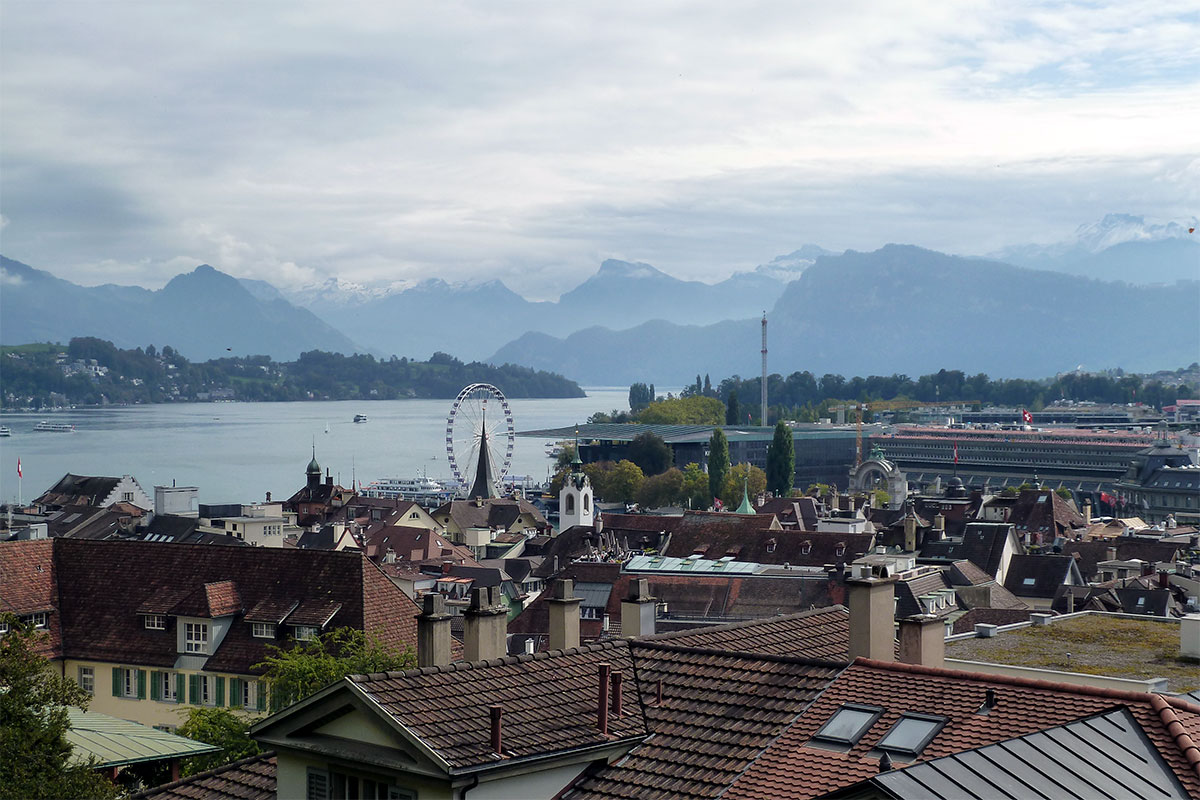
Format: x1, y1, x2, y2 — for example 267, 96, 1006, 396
353, 414, 368, 423
0, 426, 10, 437
34, 420, 75, 432
362, 475, 451, 507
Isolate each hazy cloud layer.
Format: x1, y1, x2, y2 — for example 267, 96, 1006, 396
2, 1, 1197, 298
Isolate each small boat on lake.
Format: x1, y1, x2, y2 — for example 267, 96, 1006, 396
0, 426, 10, 437
353, 414, 368, 423
34, 420, 75, 432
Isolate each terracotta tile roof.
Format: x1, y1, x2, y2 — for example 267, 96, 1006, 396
361, 524, 471, 564
894, 571, 954, 619
1063, 539, 1181, 581
641, 606, 854, 660
243, 598, 299, 624
43, 539, 420, 673
133, 751, 276, 800
435, 498, 549, 533
534, 523, 672, 578
566, 645, 844, 799
350, 640, 646, 768
284, 599, 342, 626
663, 511, 808, 564
1008, 489, 1085, 539
724, 659, 1200, 799
947, 559, 993, 586
0, 539, 60, 657
35, 474, 121, 509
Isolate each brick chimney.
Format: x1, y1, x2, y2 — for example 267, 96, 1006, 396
903, 513, 918, 553
463, 586, 507, 662
846, 565, 896, 662
1083, 500, 1092, 526
548, 578, 581, 651
416, 593, 452, 668
621, 578, 657, 638
897, 615, 944, 668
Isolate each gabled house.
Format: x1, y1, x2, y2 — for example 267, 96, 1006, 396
432, 497, 550, 556
1002, 553, 1086, 610
918, 522, 1022, 584
35, 473, 153, 513
0, 538, 422, 730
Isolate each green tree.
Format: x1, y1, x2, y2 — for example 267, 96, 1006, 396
721, 464, 768, 509
871, 489, 891, 508
255, 627, 415, 712
766, 421, 795, 496
636, 396, 724, 425
0, 615, 119, 800
725, 390, 740, 425
1055, 487, 1074, 501
636, 467, 685, 509
680, 463, 710, 510
627, 432, 673, 475
708, 428, 729, 506
604, 460, 646, 504
628, 383, 653, 412
177, 707, 261, 777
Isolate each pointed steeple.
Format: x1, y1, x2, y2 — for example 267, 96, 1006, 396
468, 417, 500, 500
735, 475, 755, 514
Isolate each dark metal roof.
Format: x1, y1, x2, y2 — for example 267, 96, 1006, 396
867, 708, 1191, 800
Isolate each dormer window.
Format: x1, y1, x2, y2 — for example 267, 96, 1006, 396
252, 622, 276, 638
293, 625, 318, 641
184, 622, 210, 653
145, 614, 166, 630
766, 538, 777, 554
836, 543, 846, 557
802, 541, 812, 555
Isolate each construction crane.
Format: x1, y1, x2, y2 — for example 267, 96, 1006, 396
833, 400, 979, 466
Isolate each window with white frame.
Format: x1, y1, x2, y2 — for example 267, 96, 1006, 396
242, 679, 257, 709
78, 666, 94, 696
161, 671, 177, 702
293, 625, 318, 641
185, 622, 210, 653
580, 606, 601, 620
28, 611, 48, 629
145, 614, 166, 630
122, 491, 134, 502
252, 622, 276, 638
199, 674, 211, 705
121, 667, 137, 698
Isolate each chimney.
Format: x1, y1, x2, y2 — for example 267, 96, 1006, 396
933, 513, 945, 539
265, 491, 272, 503
1106, 546, 1118, 562
463, 587, 507, 662
1083, 500, 1092, 526
597, 663, 611, 736
1158, 570, 1170, 589
416, 593, 452, 668
1182, 614, 1200, 660
1141, 561, 1155, 577
548, 579, 581, 651
897, 615, 944, 668
489, 705, 503, 755
903, 514, 917, 553
621, 578, 657, 638
846, 568, 896, 662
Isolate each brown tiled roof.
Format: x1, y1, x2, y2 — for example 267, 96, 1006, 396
641, 606, 853, 660
133, 751, 276, 800
0, 539, 60, 657
1063, 540, 1182, 581
435, 497, 549, 532
919, 522, 1016, 578
35, 474, 121, 509
284, 599, 342, 626
664, 513, 869, 567
566, 645, 844, 799
350, 640, 646, 768
243, 598, 299, 623
361, 524, 472, 564
946, 559, 993, 586
602, 513, 683, 534
894, 571, 954, 619
47, 539, 420, 673
205, 581, 243, 617
1008, 489, 1085, 538
950, 607, 1032, 634
1003, 553, 1079, 599
725, 659, 1200, 799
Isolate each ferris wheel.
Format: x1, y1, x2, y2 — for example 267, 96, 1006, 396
445, 383, 515, 490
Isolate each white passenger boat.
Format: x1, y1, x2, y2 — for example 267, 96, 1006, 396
34, 420, 75, 432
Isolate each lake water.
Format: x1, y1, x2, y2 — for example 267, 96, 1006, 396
0, 388, 633, 506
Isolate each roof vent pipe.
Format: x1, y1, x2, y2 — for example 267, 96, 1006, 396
489, 705, 503, 755
597, 663, 611, 736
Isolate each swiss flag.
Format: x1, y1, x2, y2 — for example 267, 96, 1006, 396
16, 458, 21, 479
1021, 409, 1034, 424
953, 442, 959, 465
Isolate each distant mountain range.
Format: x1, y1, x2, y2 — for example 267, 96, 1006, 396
0, 257, 361, 361
491, 245, 1200, 384
2, 213, 1194, 382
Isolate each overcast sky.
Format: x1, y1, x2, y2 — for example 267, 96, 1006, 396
1, 1, 1197, 299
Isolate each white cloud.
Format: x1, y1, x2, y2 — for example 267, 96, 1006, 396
1, 1, 1197, 297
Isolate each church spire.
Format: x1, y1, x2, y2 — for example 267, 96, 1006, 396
735, 475, 755, 514
467, 415, 500, 500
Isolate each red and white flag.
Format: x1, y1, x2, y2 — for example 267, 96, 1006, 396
16, 458, 21, 478
1021, 409, 1033, 424
953, 442, 959, 465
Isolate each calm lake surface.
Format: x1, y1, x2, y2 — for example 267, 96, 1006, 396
0, 388, 633, 506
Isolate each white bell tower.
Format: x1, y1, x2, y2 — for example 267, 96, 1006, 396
559, 447, 593, 531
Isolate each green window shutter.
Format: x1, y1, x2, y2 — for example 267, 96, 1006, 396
150, 671, 161, 701
257, 681, 267, 712
112, 667, 122, 697
176, 673, 186, 704
214, 676, 225, 707
189, 674, 199, 705
230, 678, 242, 708
136, 669, 147, 700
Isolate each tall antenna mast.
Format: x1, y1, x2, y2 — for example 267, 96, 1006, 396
761, 312, 768, 426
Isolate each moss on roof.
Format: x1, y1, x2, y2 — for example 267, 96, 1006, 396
945, 615, 1199, 692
